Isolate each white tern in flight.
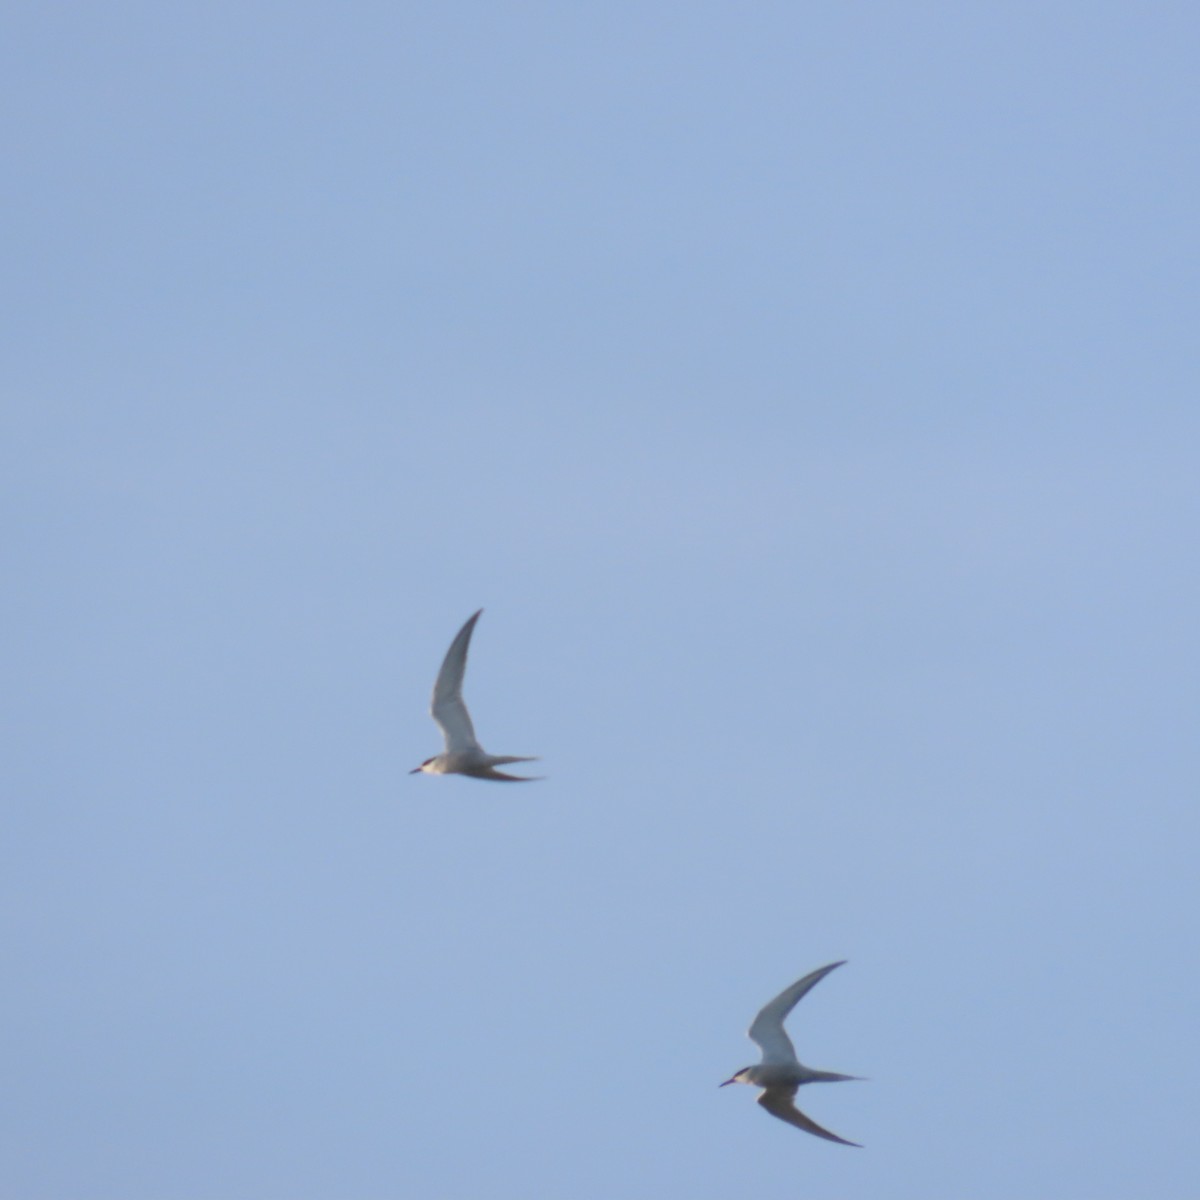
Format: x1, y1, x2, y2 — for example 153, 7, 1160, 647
720, 961, 862, 1146
410, 609, 541, 782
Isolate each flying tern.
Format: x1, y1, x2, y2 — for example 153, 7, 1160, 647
410, 609, 541, 782
720, 961, 862, 1146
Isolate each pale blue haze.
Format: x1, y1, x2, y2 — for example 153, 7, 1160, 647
3, 3, 1198, 1198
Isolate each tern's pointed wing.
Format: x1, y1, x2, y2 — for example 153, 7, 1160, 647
757, 1088, 860, 1147
430, 610, 483, 754
748, 961, 846, 1064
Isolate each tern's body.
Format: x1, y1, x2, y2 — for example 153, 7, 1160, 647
721, 961, 861, 1147
410, 609, 540, 782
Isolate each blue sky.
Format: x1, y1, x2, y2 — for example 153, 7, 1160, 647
4, 4, 1198, 1197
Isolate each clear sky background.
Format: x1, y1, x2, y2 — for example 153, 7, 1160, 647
4, 4, 1198, 1198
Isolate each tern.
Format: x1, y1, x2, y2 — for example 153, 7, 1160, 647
410, 609, 541, 782
720, 961, 862, 1146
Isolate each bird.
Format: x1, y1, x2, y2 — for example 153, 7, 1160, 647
410, 609, 541, 782
720, 961, 862, 1146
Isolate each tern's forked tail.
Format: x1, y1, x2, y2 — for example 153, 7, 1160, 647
805, 1069, 863, 1084
478, 756, 542, 782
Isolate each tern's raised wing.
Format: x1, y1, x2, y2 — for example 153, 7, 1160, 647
430, 609, 483, 754
748, 961, 846, 1064
757, 1088, 860, 1147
